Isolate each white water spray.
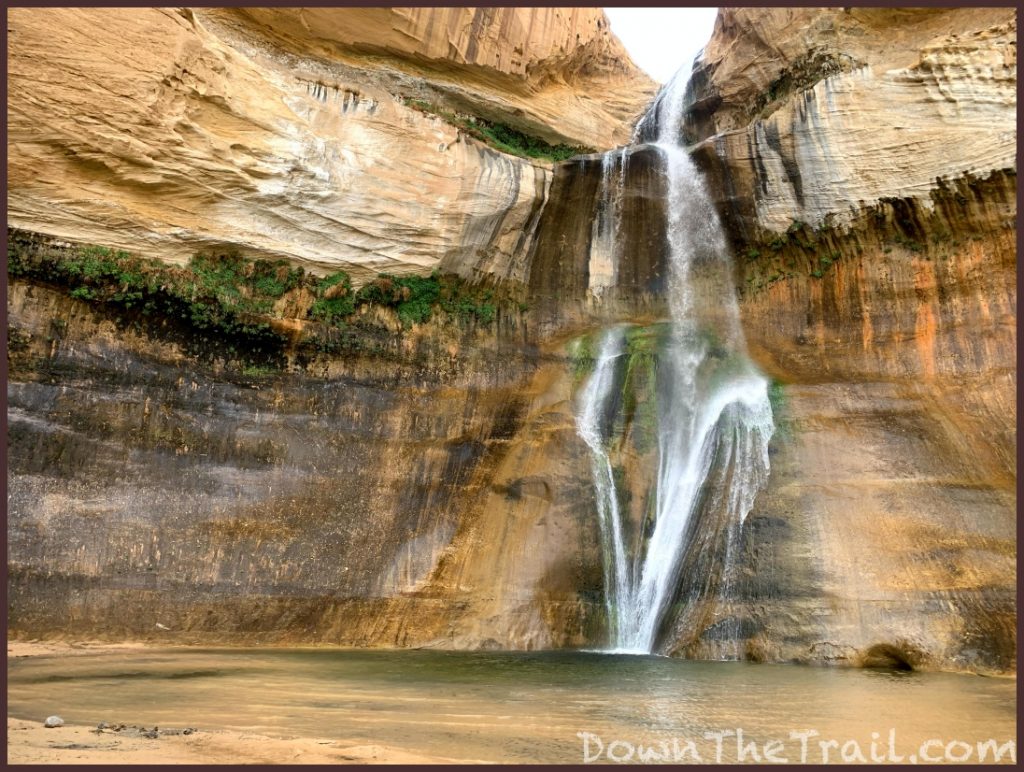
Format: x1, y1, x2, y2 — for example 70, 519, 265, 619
575, 68, 774, 655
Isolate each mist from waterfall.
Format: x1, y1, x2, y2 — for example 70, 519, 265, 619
574, 68, 774, 655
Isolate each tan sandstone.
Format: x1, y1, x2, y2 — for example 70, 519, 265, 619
7, 7, 653, 282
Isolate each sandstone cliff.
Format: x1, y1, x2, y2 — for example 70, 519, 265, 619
672, 7, 1017, 671
6, 8, 1016, 674
7, 7, 654, 281
683, 7, 1015, 238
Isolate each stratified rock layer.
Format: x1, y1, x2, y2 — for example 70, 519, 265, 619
6, 8, 1016, 674
673, 8, 1016, 671
7, 7, 653, 281
683, 7, 1015, 238
7, 278, 606, 650
216, 7, 653, 149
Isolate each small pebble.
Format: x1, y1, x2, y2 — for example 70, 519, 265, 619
44, 715, 64, 728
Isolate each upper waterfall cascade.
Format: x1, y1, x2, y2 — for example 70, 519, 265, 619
575, 69, 775, 655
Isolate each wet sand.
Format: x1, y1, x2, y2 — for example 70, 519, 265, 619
8, 640, 157, 659
6, 641, 463, 765
6, 717, 463, 765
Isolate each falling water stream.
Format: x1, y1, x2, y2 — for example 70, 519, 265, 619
575, 70, 775, 654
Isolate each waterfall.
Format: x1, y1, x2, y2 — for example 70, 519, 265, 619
575, 68, 774, 655
587, 148, 627, 293
574, 327, 631, 642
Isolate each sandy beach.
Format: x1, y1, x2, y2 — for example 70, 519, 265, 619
7, 641, 462, 765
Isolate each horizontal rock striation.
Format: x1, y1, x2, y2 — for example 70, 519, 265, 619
216, 7, 655, 149
6, 7, 1016, 674
7, 278, 606, 649
683, 7, 1015, 240
669, 7, 1017, 672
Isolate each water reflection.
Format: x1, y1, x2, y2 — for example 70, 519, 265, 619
8, 649, 1016, 764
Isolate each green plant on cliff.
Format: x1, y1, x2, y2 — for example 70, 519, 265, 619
180, 251, 300, 331
9, 231, 509, 375
8, 241, 287, 356
439, 280, 497, 325
309, 271, 356, 324
568, 334, 596, 386
356, 274, 438, 326
355, 271, 497, 328
402, 97, 592, 162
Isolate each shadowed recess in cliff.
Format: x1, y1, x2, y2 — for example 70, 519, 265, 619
572, 68, 774, 655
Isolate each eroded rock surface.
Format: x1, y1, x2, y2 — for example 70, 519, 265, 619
669, 7, 1017, 672
683, 7, 1015, 238
7, 7, 653, 281
6, 8, 1016, 673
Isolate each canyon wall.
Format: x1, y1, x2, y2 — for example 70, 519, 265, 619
6, 149, 671, 652
7, 7, 653, 282
6, 6, 656, 653
673, 7, 1017, 672
7, 278, 606, 650
7, 8, 1016, 673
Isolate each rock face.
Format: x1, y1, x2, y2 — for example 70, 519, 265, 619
6, 8, 1016, 674
681, 7, 1016, 239
6, 274, 610, 650
216, 7, 653, 149
670, 8, 1017, 671
7, 7, 653, 281
711, 172, 1017, 674
5, 149, 671, 651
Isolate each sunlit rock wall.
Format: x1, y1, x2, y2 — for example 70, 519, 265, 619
670, 7, 1017, 673
6, 7, 1016, 674
683, 7, 1015, 239
7, 7, 653, 282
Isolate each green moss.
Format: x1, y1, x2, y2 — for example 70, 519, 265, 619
620, 325, 662, 454
9, 231, 512, 375
241, 364, 278, 378
309, 271, 355, 324
568, 333, 596, 386
767, 378, 793, 442
354, 272, 499, 328
9, 239, 290, 368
